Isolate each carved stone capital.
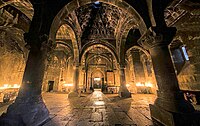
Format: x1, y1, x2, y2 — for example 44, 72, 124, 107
40, 35, 55, 52
24, 32, 38, 50
138, 27, 176, 50
24, 33, 56, 52
138, 28, 163, 49
119, 64, 125, 70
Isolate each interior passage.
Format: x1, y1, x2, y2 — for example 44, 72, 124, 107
0, 1, 200, 125
43, 91, 156, 126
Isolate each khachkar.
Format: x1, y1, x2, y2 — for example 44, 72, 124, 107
0, 33, 55, 126
138, 27, 200, 126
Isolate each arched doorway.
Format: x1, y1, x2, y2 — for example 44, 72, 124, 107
91, 70, 104, 91
125, 46, 157, 94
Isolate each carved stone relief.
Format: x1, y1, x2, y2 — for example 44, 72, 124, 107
75, 3, 125, 40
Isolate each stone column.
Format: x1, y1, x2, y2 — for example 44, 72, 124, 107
140, 54, 157, 94
138, 27, 195, 125
113, 70, 116, 85
83, 70, 86, 91
118, 65, 131, 98
140, 54, 149, 81
131, 50, 146, 84
86, 70, 90, 92
73, 65, 79, 91
0, 34, 53, 126
68, 64, 79, 97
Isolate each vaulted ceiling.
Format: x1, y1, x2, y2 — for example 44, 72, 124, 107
76, 2, 125, 40
1, 0, 199, 66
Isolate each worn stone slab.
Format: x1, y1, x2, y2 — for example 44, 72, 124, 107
90, 112, 103, 122
127, 108, 153, 126
114, 112, 135, 125
0, 92, 160, 126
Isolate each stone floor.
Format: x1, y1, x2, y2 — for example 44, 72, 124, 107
42, 91, 156, 126
1, 91, 199, 126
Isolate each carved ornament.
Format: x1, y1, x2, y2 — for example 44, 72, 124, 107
138, 27, 163, 49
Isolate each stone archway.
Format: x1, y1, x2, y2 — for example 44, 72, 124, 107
54, 24, 79, 64
125, 46, 157, 94
80, 43, 118, 65
0, 0, 199, 125
80, 44, 117, 93
47, 0, 149, 99
49, 0, 147, 40
91, 70, 104, 90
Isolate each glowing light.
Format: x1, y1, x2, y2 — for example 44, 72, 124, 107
13, 84, 20, 88
94, 101, 105, 105
145, 82, 153, 87
63, 84, 73, 87
95, 93, 102, 98
0, 84, 20, 89
4, 84, 9, 88
136, 82, 145, 87
94, 78, 101, 81
126, 84, 130, 87
94, 1, 100, 5
182, 46, 189, 61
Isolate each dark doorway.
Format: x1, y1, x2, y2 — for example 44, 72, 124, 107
101, 78, 105, 92
48, 81, 54, 92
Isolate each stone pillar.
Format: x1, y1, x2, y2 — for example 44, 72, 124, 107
86, 70, 90, 92
83, 70, 86, 91
138, 27, 196, 126
90, 77, 93, 89
140, 54, 157, 94
113, 70, 116, 85
73, 65, 79, 91
118, 65, 131, 98
131, 50, 146, 84
0, 34, 53, 126
57, 67, 63, 91
68, 64, 79, 97
140, 54, 149, 81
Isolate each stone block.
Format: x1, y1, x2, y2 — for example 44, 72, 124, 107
189, 56, 200, 64
78, 0, 91, 7
115, 0, 130, 11
192, 65, 200, 74
150, 104, 173, 126
66, 0, 79, 13
187, 49, 200, 57
0, 99, 50, 126
150, 104, 200, 126
90, 112, 102, 122
118, 91, 131, 98
68, 91, 79, 98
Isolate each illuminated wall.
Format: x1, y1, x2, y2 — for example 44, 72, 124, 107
0, 27, 27, 88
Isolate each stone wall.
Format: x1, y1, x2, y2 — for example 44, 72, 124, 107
177, 32, 200, 91
0, 27, 27, 87
0, 52, 25, 86
42, 54, 73, 92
